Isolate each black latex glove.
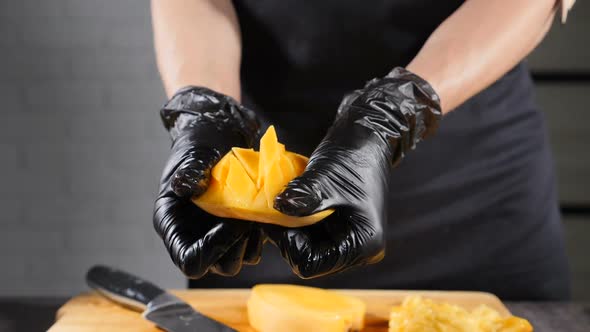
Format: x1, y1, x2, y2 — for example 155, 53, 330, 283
154, 86, 264, 279
268, 67, 442, 278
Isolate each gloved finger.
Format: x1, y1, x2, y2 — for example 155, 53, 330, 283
153, 195, 250, 279
337, 89, 363, 113
210, 234, 249, 276
273, 173, 326, 217
266, 210, 385, 279
210, 223, 265, 274
272, 149, 345, 218
170, 144, 222, 198
177, 220, 250, 279
273, 148, 357, 217
243, 227, 265, 265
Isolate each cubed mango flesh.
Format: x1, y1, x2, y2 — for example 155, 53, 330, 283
193, 126, 333, 227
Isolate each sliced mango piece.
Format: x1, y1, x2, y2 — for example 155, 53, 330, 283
224, 155, 257, 206
211, 153, 231, 183
264, 162, 285, 209
257, 126, 285, 188
232, 147, 258, 182
195, 179, 224, 204
279, 154, 296, 179
192, 126, 333, 227
247, 284, 366, 332
252, 189, 268, 210
286, 151, 308, 175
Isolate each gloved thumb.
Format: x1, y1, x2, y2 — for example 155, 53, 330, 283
169, 139, 222, 198
273, 171, 333, 217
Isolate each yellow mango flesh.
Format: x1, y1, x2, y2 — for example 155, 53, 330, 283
247, 284, 366, 332
223, 155, 257, 206
193, 126, 333, 227
231, 148, 258, 181
388, 296, 533, 332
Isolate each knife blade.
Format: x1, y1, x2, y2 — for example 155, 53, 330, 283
86, 265, 236, 332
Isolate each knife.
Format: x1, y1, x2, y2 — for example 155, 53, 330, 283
86, 265, 236, 332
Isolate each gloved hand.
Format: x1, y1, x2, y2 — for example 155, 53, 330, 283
154, 86, 264, 279
268, 67, 442, 278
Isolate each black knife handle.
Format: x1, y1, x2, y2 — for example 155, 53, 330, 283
86, 265, 165, 312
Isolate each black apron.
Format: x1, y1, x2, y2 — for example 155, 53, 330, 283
190, 0, 571, 300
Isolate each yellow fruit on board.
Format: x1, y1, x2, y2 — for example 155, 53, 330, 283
388, 296, 533, 332
247, 284, 366, 332
193, 126, 333, 227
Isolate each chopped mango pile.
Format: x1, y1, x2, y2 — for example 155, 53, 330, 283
192, 126, 333, 227
247, 284, 366, 332
389, 296, 533, 332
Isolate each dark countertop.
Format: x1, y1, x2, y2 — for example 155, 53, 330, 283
0, 298, 66, 332
508, 302, 590, 332
0, 298, 588, 332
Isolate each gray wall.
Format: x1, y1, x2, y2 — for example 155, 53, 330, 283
529, 1, 590, 300
0, 0, 184, 296
0, 1, 588, 298
528, 0, 590, 205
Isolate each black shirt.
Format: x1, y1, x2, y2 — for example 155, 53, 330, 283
190, 0, 570, 300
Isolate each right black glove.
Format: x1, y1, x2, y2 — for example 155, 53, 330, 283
268, 67, 442, 278
153, 86, 264, 279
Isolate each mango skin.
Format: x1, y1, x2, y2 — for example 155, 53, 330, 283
193, 126, 333, 227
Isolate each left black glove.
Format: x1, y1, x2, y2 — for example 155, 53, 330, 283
267, 67, 442, 278
154, 86, 264, 279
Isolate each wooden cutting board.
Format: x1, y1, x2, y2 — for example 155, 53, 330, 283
49, 289, 510, 332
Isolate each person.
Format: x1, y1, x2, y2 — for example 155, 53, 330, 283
150, 0, 575, 300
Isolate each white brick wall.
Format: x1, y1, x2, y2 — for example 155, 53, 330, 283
0, 0, 588, 298
0, 0, 183, 296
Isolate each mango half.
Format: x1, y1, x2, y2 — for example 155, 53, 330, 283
247, 284, 366, 332
192, 126, 333, 227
